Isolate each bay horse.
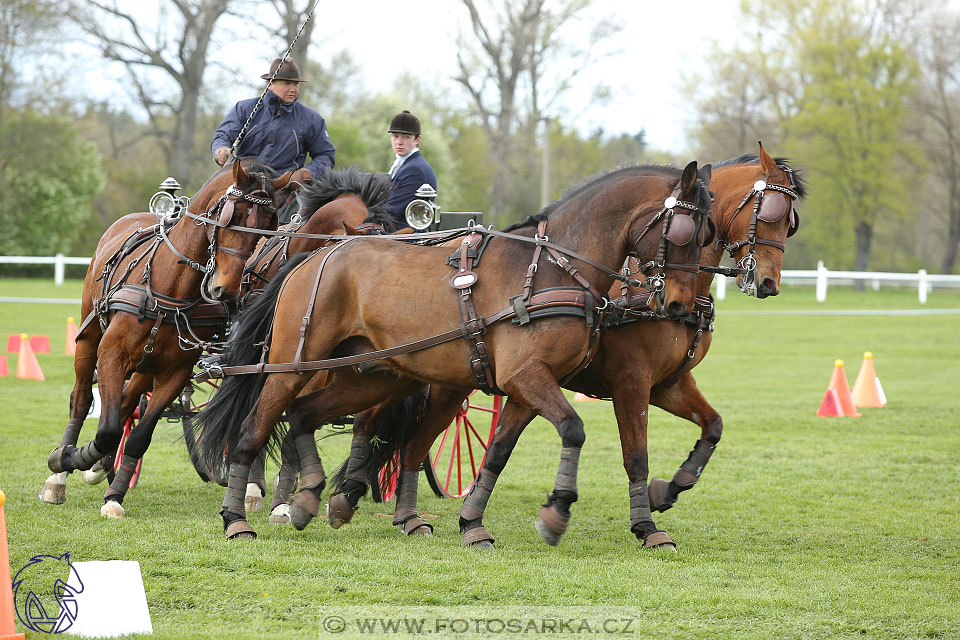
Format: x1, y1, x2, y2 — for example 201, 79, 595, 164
194, 161, 714, 540
42, 159, 297, 518
332, 144, 805, 549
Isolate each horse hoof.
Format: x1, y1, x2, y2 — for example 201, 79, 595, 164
535, 504, 570, 547
47, 447, 70, 473
245, 483, 264, 513
82, 463, 108, 485
100, 501, 126, 519
326, 493, 355, 530
648, 477, 675, 512
39, 473, 68, 504
466, 540, 494, 550
225, 520, 258, 540
289, 491, 321, 531
461, 525, 495, 549
268, 504, 291, 525
399, 516, 434, 537
534, 517, 563, 546
643, 530, 677, 552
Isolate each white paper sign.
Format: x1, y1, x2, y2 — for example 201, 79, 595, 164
67, 560, 152, 638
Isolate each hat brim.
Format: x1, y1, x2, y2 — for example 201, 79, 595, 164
262, 74, 309, 82
387, 128, 420, 135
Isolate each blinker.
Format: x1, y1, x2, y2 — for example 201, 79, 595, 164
665, 213, 696, 246
757, 193, 787, 223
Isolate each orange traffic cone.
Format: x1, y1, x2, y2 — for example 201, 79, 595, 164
15, 334, 44, 382
816, 389, 844, 417
851, 352, 886, 408
573, 392, 603, 402
65, 317, 78, 356
0, 357, 7, 377
0, 490, 26, 640
826, 359, 859, 417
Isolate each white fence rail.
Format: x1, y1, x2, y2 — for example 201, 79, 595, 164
2, 255, 959, 303
0, 254, 92, 285
714, 260, 960, 303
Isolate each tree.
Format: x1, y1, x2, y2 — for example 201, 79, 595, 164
0, 1, 62, 127
453, 0, 617, 224
912, 11, 960, 273
0, 110, 105, 256
69, 0, 232, 181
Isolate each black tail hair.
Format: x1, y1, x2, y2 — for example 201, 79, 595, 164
330, 386, 430, 493
194, 252, 312, 469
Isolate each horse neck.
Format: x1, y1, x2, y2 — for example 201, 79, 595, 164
542, 180, 649, 289
154, 205, 214, 297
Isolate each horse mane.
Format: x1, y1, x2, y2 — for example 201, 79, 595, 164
296, 168, 401, 232
500, 164, 713, 232
713, 153, 808, 199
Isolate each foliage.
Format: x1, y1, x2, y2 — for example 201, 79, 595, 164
0, 110, 105, 256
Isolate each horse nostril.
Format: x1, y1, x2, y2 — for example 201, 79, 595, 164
666, 301, 686, 317
212, 286, 225, 300
758, 278, 779, 298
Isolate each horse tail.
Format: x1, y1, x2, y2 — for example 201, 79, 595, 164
330, 386, 430, 493
194, 252, 312, 469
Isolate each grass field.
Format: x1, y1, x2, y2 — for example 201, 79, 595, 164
1, 278, 959, 639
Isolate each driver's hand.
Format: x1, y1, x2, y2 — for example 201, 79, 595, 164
215, 146, 231, 166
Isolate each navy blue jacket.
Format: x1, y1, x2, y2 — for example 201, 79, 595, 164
211, 92, 335, 176
386, 150, 437, 224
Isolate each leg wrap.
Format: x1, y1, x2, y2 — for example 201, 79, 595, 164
61, 417, 84, 447
673, 439, 716, 487
458, 469, 498, 521
271, 472, 298, 511
393, 471, 421, 525
104, 455, 138, 502
294, 434, 325, 489
74, 441, 106, 470
629, 480, 654, 530
555, 446, 581, 494
222, 463, 251, 515
343, 434, 372, 484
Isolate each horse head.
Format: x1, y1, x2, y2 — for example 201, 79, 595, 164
200, 159, 289, 302
628, 160, 714, 318
712, 142, 805, 298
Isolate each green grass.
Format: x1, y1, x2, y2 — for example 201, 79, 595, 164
1, 279, 959, 639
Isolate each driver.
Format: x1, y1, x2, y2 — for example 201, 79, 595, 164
211, 56, 335, 222
385, 110, 437, 226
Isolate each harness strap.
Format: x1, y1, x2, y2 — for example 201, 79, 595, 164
454, 240, 498, 394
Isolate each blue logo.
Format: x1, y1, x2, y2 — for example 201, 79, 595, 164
11, 553, 84, 634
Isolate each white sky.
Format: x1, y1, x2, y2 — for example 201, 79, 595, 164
71, 0, 745, 152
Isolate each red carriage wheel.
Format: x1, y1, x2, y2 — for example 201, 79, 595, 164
374, 451, 402, 502
426, 391, 502, 498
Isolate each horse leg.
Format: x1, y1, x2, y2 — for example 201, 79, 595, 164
459, 399, 537, 549
48, 349, 129, 476
83, 373, 153, 486
323, 379, 425, 529
648, 372, 721, 513
267, 430, 299, 525
245, 449, 267, 513
393, 386, 471, 536
496, 365, 587, 547
610, 373, 675, 550
221, 372, 312, 539
41, 334, 99, 504
100, 368, 191, 518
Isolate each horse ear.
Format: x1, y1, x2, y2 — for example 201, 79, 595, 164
394, 227, 416, 235
697, 163, 712, 187
680, 160, 699, 194
272, 170, 294, 192
232, 158, 249, 188
757, 141, 786, 181
342, 221, 359, 235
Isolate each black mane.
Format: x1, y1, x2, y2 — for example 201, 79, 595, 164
501, 164, 712, 232
296, 168, 400, 232
713, 153, 808, 199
